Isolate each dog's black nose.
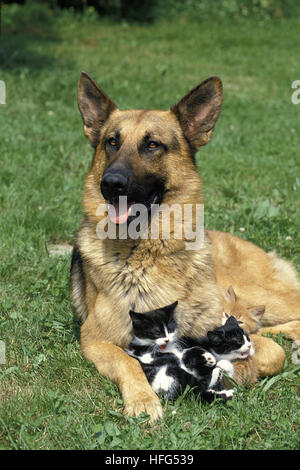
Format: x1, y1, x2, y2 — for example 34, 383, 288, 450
101, 170, 129, 201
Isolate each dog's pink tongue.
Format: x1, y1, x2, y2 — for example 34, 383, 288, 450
108, 203, 131, 224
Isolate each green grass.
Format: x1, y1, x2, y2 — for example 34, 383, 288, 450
0, 3, 300, 450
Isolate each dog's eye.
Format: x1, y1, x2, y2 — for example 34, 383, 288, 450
107, 138, 118, 148
147, 141, 160, 150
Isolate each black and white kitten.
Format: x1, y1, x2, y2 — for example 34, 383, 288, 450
178, 313, 254, 365
126, 302, 246, 402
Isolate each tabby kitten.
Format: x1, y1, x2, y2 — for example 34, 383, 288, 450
223, 285, 265, 335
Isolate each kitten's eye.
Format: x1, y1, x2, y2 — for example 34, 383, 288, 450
233, 338, 243, 346
147, 141, 160, 151
152, 327, 161, 336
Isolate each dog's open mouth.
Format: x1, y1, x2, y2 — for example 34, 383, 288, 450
107, 200, 134, 225
106, 193, 161, 225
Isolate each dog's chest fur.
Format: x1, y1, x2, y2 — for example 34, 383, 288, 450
77, 223, 223, 346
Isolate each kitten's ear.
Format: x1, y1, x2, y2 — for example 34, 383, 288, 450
226, 315, 239, 327
250, 305, 265, 321
129, 310, 137, 317
221, 312, 230, 326
162, 301, 178, 314
226, 286, 237, 303
129, 310, 142, 325
77, 71, 118, 147
220, 315, 239, 329
207, 331, 214, 342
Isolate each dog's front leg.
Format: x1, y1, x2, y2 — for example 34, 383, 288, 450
80, 316, 163, 422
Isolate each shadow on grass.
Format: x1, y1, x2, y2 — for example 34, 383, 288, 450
0, 2, 62, 71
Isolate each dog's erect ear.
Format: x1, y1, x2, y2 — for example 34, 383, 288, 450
171, 77, 222, 152
77, 71, 118, 147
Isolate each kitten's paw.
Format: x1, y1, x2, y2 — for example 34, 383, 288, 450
217, 359, 234, 377
225, 389, 234, 398
208, 366, 223, 388
203, 352, 216, 367
222, 389, 235, 400
207, 388, 235, 401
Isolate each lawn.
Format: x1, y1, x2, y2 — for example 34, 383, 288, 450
0, 3, 299, 450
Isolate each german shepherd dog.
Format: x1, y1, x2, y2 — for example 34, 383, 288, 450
71, 72, 300, 421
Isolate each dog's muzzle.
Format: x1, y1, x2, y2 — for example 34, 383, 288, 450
101, 169, 129, 201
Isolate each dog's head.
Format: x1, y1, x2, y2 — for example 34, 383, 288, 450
78, 72, 222, 226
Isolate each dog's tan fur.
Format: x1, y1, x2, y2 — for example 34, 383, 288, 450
209, 230, 300, 338
71, 72, 300, 421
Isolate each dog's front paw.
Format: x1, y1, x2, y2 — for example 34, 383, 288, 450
124, 390, 163, 423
